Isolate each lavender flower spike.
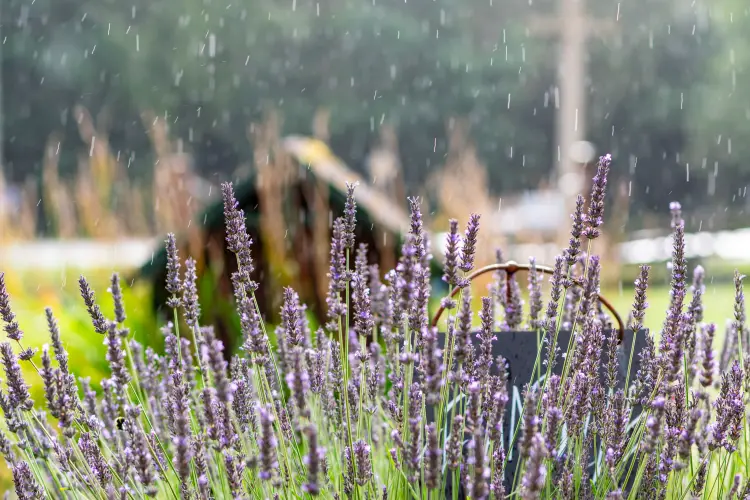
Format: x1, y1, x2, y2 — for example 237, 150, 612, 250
303, 425, 325, 495
565, 194, 585, 266
110, 273, 127, 325
0, 273, 23, 341
583, 153, 612, 239
222, 182, 258, 292
0, 342, 33, 411
628, 265, 650, 331
443, 219, 461, 287
182, 258, 201, 328
164, 233, 182, 308
78, 276, 108, 334
459, 213, 481, 273
343, 181, 358, 249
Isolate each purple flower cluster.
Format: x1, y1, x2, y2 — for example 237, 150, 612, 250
3, 160, 750, 499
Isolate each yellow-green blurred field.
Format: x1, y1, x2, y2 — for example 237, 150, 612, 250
0, 267, 160, 492
0, 264, 742, 493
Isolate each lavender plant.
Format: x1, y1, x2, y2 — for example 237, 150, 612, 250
1, 157, 749, 499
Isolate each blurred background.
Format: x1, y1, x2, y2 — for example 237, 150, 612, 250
1, 0, 749, 485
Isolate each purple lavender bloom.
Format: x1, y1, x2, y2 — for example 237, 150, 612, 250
527, 257, 543, 330
629, 265, 650, 332
443, 219, 461, 286
669, 201, 682, 228
420, 328, 443, 405
352, 247, 375, 337
642, 397, 665, 454
491, 446, 506, 500
502, 274, 524, 331
105, 321, 130, 393
688, 265, 705, 324
78, 276, 108, 334
424, 423, 441, 490
476, 297, 496, 383
169, 371, 193, 490
193, 434, 211, 499
303, 425, 325, 495
0, 342, 33, 411
565, 195, 585, 266
164, 233, 182, 309
343, 181, 358, 249
700, 323, 716, 388
104, 274, 127, 329
223, 450, 246, 498
711, 360, 744, 451
257, 404, 279, 483
353, 439, 373, 486
202, 326, 234, 405
520, 433, 547, 500
182, 258, 201, 328
459, 214, 481, 273
79, 431, 112, 486
0, 273, 23, 341
733, 270, 745, 354
447, 415, 464, 470
543, 256, 565, 370
326, 218, 348, 326
467, 427, 489, 500
281, 288, 305, 348
222, 182, 258, 292
11, 460, 44, 499
285, 346, 310, 426
583, 153, 612, 239
519, 385, 540, 460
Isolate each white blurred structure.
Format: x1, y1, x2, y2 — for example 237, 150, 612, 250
0, 239, 157, 270
3, 226, 750, 271
434, 227, 750, 266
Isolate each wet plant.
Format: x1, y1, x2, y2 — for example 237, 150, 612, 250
1, 155, 749, 499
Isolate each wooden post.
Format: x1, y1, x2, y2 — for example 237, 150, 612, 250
530, 0, 617, 248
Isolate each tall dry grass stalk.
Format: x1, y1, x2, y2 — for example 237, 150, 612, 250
251, 111, 297, 295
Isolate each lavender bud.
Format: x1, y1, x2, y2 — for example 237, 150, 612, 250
110, 273, 127, 325
583, 154, 611, 239
257, 404, 279, 483
447, 416, 464, 470
528, 257, 543, 330
700, 323, 716, 388
565, 195, 585, 265
343, 182, 358, 249
223, 450, 246, 498
303, 425, 325, 495
0, 342, 33, 411
222, 182, 258, 292
425, 423, 441, 490
182, 258, 201, 328
520, 433, 547, 500
11, 460, 44, 499
164, 233, 182, 308
467, 427, 489, 500
459, 214, 481, 273
443, 219, 461, 286
105, 322, 130, 393
79, 431, 112, 486
353, 439, 373, 486
629, 265, 650, 332
78, 276, 108, 334
0, 273, 23, 341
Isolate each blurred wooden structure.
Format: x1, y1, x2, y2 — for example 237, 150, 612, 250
137, 131, 439, 351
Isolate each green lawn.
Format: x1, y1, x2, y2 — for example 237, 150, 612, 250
607, 283, 736, 342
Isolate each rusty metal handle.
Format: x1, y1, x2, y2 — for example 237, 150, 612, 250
431, 261, 625, 343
